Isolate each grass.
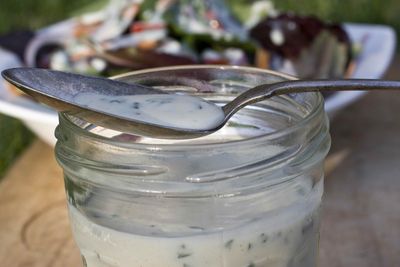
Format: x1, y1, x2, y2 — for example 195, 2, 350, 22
0, 0, 399, 178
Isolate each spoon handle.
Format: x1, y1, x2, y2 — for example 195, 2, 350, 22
268, 79, 400, 95
223, 79, 400, 117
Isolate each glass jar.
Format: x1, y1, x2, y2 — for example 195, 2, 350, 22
55, 66, 330, 267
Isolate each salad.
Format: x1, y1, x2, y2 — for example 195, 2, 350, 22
31, 0, 354, 79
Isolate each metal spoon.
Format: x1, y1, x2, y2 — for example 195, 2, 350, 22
2, 67, 400, 139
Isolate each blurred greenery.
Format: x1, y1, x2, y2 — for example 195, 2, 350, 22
0, 115, 34, 177
0, 0, 94, 33
229, 0, 400, 41
0, 0, 399, 178
1, 0, 399, 40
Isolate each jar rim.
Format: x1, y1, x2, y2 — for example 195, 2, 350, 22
59, 65, 325, 150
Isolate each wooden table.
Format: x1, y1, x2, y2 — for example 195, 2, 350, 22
1, 69, 399, 267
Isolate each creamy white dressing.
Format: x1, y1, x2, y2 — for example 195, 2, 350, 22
68, 174, 322, 267
70, 193, 319, 267
70, 199, 318, 267
74, 93, 225, 130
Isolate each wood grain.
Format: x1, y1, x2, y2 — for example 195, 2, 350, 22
318, 58, 400, 267
0, 141, 81, 267
320, 90, 400, 267
0, 76, 399, 266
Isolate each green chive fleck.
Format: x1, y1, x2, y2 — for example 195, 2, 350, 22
225, 239, 234, 249
260, 233, 268, 243
178, 252, 192, 259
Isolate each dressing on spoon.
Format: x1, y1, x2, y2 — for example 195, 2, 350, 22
74, 92, 225, 131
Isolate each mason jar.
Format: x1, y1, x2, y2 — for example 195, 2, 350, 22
55, 66, 330, 267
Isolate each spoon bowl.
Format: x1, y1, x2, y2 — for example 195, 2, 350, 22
2, 67, 400, 139
1, 68, 216, 139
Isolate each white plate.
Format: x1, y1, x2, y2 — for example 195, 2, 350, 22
0, 23, 396, 146
326, 23, 396, 116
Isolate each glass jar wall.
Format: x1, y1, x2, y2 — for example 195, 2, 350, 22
55, 66, 330, 267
